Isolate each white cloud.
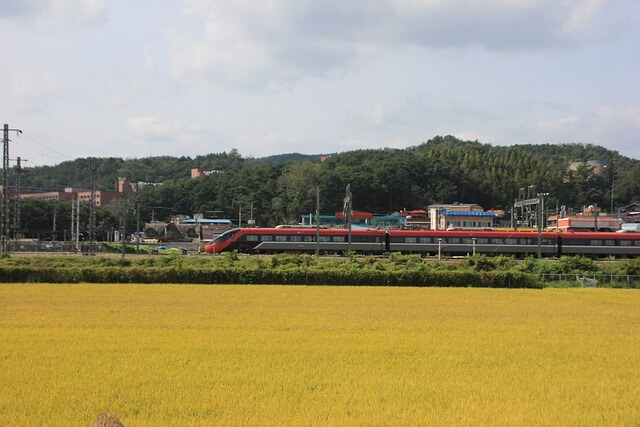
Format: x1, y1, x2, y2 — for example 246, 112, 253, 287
169, 0, 628, 85
354, 102, 401, 127
596, 106, 640, 128
126, 116, 203, 143
537, 115, 579, 132
11, 69, 61, 98
0, 68, 62, 114
167, 19, 271, 83
0, 0, 109, 27
563, 0, 606, 34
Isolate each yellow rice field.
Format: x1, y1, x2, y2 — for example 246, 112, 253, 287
1, 284, 639, 425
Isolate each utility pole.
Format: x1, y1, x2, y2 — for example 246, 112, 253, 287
70, 198, 76, 248
52, 205, 57, 241
75, 197, 80, 252
248, 201, 255, 227
89, 159, 97, 252
537, 193, 548, 259
121, 195, 128, 256
344, 184, 352, 252
610, 177, 615, 214
150, 206, 173, 222
2, 124, 22, 254
316, 186, 320, 257
136, 198, 140, 254
14, 156, 27, 240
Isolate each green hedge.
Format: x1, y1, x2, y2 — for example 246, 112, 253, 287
0, 265, 541, 288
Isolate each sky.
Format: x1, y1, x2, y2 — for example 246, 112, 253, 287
0, 0, 639, 167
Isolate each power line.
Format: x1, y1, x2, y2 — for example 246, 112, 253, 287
20, 132, 72, 160
26, 130, 111, 156
10, 137, 66, 161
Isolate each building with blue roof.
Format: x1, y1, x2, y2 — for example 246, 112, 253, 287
440, 210, 496, 230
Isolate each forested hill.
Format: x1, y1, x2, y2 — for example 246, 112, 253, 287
15, 136, 640, 226
259, 153, 328, 163
15, 149, 327, 191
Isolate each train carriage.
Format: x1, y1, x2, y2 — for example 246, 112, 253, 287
388, 230, 559, 256
558, 232, 640, 256
205, 227, 387, 254
205, 227, 640, 257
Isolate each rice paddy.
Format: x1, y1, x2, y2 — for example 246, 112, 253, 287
1, 284, 639, 425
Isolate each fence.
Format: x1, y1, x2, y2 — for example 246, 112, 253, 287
4, 240, 200, 254
538, 273, 640, 288
5, 241, 102, 253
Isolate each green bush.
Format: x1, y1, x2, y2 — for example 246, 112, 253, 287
1, 253, 633, 288
621, 258, 640, 275
465, 254, 494, 271
493, 255, 517, 270
558, 256, 597, 273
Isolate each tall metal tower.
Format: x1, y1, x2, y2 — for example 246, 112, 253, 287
2, 124, 22, 254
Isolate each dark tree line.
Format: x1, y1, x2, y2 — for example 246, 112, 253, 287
12, 136, 640, 233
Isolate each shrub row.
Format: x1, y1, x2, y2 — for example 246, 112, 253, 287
0, 265, 541, 288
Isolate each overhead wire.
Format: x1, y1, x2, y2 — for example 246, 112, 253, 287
10, 130, 116, 166
9, 138, 66, 162
20, 132, 72, 160
26, 130, 111, 157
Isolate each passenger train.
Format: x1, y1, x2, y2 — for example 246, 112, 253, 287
204, 227, 640, 257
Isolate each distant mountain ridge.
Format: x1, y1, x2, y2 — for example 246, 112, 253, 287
257, 152, 331, 163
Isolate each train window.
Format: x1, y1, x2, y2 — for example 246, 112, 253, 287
246, 235, 258, 241
333, 236, 345, 242
604, 240, 615, 246
620, 240, 632, 246
491, 238, 502, 244
464, 222, 474, 227
260, 235, 273, 241
275, 235, 287, 242
419, 237, 431, 243
590, 240, 602, 246
318, 236, 331, 242
506, 239, 517, 244
477, 238, 489, 244
462, 238, 472, 244
405, 237, 417, 243
449, 237, 460, 244
290, 235, 302, 242
635, 240, 640, 246
304, 236, 314, 242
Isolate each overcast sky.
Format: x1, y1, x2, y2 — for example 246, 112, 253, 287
1, 0, 639, 167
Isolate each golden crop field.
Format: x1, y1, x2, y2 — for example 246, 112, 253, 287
1, 284, 639, 425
